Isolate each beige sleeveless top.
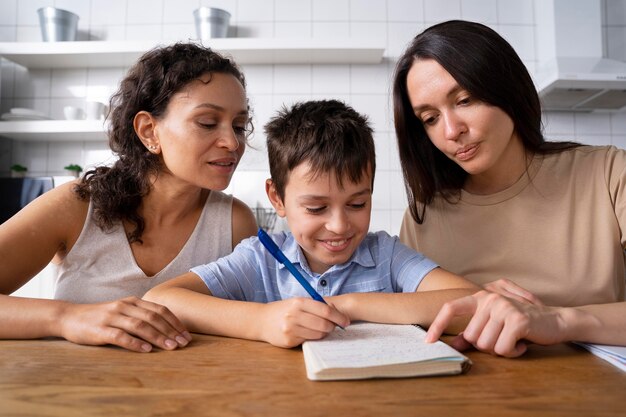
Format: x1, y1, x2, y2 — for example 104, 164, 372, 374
54, 191, 233, 303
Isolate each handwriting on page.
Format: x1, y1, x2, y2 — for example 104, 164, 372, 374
312, 323, 461, 368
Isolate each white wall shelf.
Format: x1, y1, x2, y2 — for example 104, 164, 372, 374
0, 120, 107, 141
0, 39, 385, 142
0, 38, 386, 68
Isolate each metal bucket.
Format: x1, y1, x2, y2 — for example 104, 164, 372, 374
37, 7, 79, 42
193, 7, 231, 39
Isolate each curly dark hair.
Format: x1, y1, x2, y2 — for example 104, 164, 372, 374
73, 42, 251, 243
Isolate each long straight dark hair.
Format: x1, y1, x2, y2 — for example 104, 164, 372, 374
392, 20, 580, 224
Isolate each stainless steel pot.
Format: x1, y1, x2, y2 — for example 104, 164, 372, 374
37, 7, 79, 42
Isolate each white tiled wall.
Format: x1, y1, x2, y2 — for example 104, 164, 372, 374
1, 0, 626, 237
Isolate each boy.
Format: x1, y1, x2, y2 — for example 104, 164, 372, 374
144, 100, 478, 348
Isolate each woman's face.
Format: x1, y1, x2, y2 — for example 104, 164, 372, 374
153, 72, 248, 191
406, 58, 524, 189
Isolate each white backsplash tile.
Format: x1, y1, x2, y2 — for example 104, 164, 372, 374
575, 113, 612, 135
497, 24, 535, 61
83, 141, 115, 170
14, 68, 51, 99
127, 0, 164, 25
424, 0, 461, 23
390, 209, 406, 236
273, 65, 312, 95
611, 112, 626, 134
237, 0, 274, 22
389, 170, 408, 210
312, 65, 351, 95
373, 132, 394, 171
386, 22, 423, 58
275, 0, 312, 22
235, 22, 274, 38
461, 0, 498, 24
275, 22, 312, 38
350, 64, 391, 95
16, 25, 41, 42
349, 21, 386, 41
312, 22, 350, 38
51, 69, 87, 98
48, 140, 83, 174
312, 0, 349, 21
16, 0, 49, 26
0, 26, 17, 42
496, 0, 534, 25
369, 209, 391, 235
125, 24, 163, 41
248, 94, 275, 131
0, 0, 17, 26
90, 0, 127, 26
372, 170, 391, 210
543, 112, 575, 136
162, 0, 199, 25
349, 93, 392, 133
387, 0, 424, 22
349, 0, 386, 22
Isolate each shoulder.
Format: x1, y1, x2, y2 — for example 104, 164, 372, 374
544, 145, 620, 165
1, 180, 89, 256
28, 180, 89, 221
230, 196, 257, 248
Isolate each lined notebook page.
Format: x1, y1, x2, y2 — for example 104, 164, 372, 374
307, 322, 465, 369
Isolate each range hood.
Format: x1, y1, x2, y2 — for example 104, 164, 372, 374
534, 0, 626, 111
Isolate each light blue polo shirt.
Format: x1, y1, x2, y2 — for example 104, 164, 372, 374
191, 231, 438, 302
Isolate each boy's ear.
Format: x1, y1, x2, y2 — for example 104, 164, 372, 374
134, 111, 161, 154
266, 179, 286, 217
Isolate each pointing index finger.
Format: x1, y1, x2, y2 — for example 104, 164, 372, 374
425, 295, 478, 343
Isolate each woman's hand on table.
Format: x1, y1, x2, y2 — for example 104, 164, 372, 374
425, 290, 566, 357
483, 278, 544, 306
57, 296, 192, 352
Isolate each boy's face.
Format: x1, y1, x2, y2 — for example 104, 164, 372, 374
267, 162, 372, 275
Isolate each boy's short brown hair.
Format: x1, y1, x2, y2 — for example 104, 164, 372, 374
264, 99, 375, 200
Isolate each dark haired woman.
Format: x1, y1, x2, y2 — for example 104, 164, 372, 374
0, 43, 257, 352
393, 20, 626, 357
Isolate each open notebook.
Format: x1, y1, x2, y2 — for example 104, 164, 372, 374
302, 322, 471, 381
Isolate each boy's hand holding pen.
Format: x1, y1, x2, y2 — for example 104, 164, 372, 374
258, 228, 349, 336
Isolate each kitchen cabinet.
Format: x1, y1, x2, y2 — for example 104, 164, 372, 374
0, 38, 386, 142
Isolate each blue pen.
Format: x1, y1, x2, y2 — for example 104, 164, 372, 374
257, 227, 345, 329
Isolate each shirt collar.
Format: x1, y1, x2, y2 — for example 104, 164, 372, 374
280, 233, 376, 275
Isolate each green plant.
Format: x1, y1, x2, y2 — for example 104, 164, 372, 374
10, 164, 27, 172
64, 164, 83, 172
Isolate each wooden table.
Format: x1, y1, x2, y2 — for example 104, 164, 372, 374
1, 334, 624, 417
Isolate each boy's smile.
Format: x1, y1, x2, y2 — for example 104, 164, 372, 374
268, 161, 372, 275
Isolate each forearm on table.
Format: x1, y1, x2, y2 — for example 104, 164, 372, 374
557, 301, 626, 345
330, 289, 476, 333
144, 288, 265, 341
0, 294, 69, 339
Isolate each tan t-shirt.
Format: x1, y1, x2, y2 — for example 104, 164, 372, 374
400, 145, 626, 307
54, 190, 233, 303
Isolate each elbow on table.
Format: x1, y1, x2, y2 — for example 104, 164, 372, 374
143, 285, 168, 305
